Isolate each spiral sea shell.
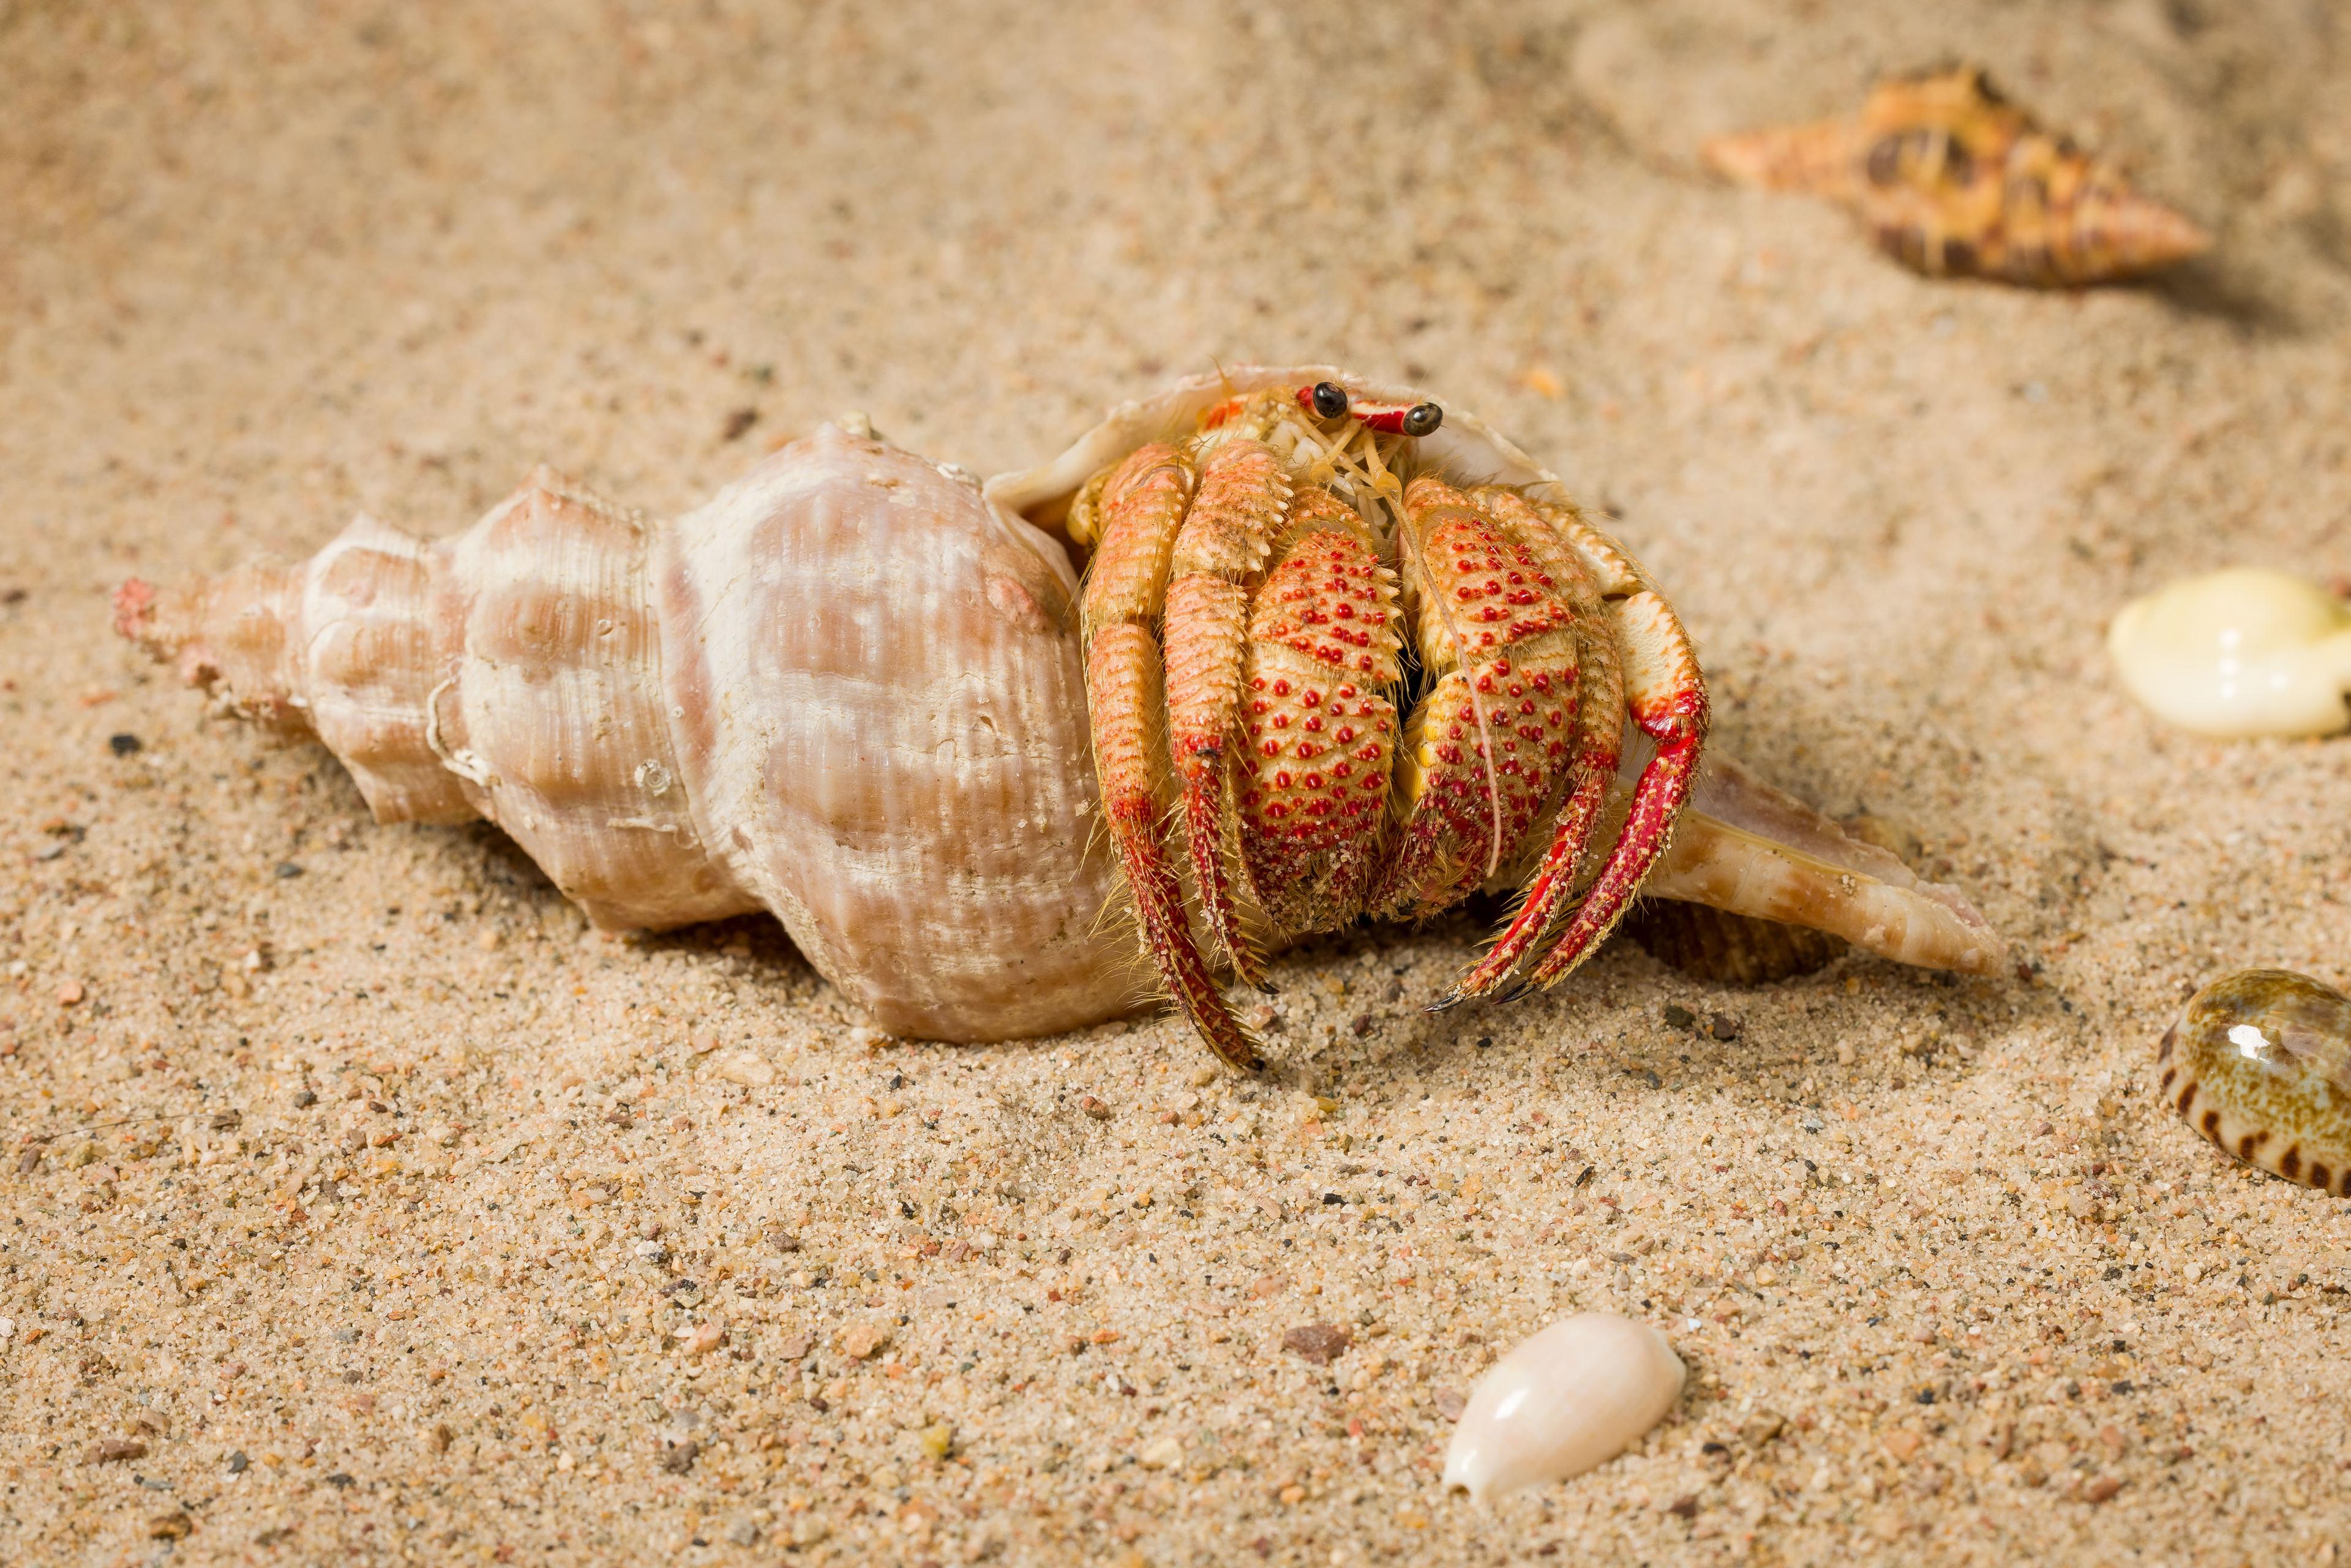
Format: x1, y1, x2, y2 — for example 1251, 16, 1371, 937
116, 367, 2004, 1044
1704, 64, 2210, 286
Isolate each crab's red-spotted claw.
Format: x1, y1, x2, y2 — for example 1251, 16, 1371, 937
1234, 487, 1401, 936
1436, 490, 1627, 1005
1368, 478, 1583, 920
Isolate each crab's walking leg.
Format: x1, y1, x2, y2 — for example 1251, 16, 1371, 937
1161, 438, 1291, 991
1369, 478, 1581, 919
1439, 489, 1626, 1003
1082, 445, 1265, 1071
1517, 508, 1709, 991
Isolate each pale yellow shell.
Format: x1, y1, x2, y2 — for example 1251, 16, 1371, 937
118, 367, 2003, 1043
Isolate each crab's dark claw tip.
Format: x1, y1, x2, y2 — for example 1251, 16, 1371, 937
1252, 979, 1279, 996
1494, 982, 1536, 1006
1425, 991, 1468, 1015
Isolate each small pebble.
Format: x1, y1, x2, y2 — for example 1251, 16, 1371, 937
1281, 1323, 1351, 1366
1442, 1313, 1685, 1502
677, 1321, 724, 1356
838, 1321, 890, 1360
227, 1450, 250, 1473
1138, 1435, 1183, 1469
148, 1512, 193, 1540
84, 1437, 147, 1464
920, 1422, 955, 1460
2158, 968, 2351, 1193
108, 732, 142, 756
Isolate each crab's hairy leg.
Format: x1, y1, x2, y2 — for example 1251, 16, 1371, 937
1080, 445, 1265, 1071
1162, 438, 1291, 991
1520, 585, 1709, 991
1369, 478, 1580, 918
1087, 626, 1264, 1070
1441, 489, 1626, 1003
1234, 487, 1401, 935
1081, 443, 1191, 637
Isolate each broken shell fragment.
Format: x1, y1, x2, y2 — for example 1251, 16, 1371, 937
2109, 568, 2351, 738
1442, 1313, 1685, 1502
2159, 969, 2351, 1194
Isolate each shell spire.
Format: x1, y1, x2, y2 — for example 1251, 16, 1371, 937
1703, 64, 2212, 285
1698, 117, 1861, 199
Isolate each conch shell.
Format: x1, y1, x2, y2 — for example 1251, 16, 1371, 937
1704, 64, 2211, 286
116, 367, 2003, 1043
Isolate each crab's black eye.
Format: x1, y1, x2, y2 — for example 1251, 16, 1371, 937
1310, 381, 1349, 419
1401, 402, 1443, 438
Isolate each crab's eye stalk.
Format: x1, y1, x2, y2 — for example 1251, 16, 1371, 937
1310, 381, 1351, 419
1401, 402, 1444, 438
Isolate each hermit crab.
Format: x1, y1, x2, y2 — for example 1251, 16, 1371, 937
116, 366, 2005, 1066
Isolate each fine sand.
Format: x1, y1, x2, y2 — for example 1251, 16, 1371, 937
7, 2, 2351, 1564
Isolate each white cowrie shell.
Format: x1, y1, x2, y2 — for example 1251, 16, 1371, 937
1442, 1312, 1685, 1502
2109, 568, 2351, 738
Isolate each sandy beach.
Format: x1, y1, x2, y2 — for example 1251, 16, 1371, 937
7, 1, 2351, 1562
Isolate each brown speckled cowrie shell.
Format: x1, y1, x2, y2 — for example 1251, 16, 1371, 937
2159, 969, 2351, 1193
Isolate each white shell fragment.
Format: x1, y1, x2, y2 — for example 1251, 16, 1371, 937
1442, 1313, 1685, 1502
2108, 568, 2351, 738
707, 1049, 776, 1088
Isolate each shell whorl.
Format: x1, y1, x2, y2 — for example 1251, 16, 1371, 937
118, 424, 1134, 1043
